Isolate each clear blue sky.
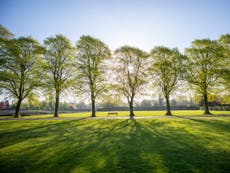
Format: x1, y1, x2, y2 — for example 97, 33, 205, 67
1, 0, 230, 52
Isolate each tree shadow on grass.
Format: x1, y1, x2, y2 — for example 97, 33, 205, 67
142, 118, 230, 173
0, 117, 90, 149
175, 116, 230, 133
0, 118, 230, 173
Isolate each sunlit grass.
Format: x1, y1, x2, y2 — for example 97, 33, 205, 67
15, 110, 230, 119
172, 110, 230, 116
0, 117, 230, 172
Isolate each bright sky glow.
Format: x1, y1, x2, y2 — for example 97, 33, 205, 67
1, 0, 230, 53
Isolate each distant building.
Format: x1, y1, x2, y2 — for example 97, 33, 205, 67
0, 101, 9, 110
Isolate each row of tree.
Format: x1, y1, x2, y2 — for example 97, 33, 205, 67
0, 24, 229, 117
2, 93, 225, 111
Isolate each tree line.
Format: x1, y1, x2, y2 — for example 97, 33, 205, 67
0, 24, 229, 117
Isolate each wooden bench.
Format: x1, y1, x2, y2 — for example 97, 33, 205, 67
107, 112, 118, 117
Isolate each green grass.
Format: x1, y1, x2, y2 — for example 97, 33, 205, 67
0, 116, 230, 172
10, 110, 230, 119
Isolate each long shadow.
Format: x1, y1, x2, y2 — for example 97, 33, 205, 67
0, 117, 90, 148
1, 118, 108, 173
1, 119, 149, 172
98, 118, 155, 172
175, 115, 230, 132
1, 118, 230, 173
143, 118, 230, 173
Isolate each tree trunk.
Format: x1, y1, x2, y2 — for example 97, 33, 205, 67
54, 95, 59, 117
165, 95, 172, 116
91, 94, 96, 117
203, 93, 211, 115
129, 97, 135, 117
14, 98, 22, 118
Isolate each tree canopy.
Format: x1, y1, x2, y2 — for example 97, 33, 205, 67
0, 37, 43, 117
43, 34, 75, 117
114, 46, 148, 117
150, 46, 184, 115
0, 24, 14, 40
76, 35, 111, 117
184, 39, 224, 114
218, 34, 230, 88
0, 24, 229, 117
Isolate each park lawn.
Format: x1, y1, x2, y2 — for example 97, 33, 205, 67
18, 110, 230, 119
0, 117, 230, 173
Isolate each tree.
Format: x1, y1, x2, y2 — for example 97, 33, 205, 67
216, 34, 230, 104
0, 24, 14, 40
218, 34, 230, 88
114, 46, 148, 117
27, 92, 40, 109
184, 39, 224, 114
158, 94, 165, 108
0, 37, 43, 117
150, 46, 184, 115
171, 99, 177, 106
0, 25, 14, 72
140, 99, 153, 107
100, 93, 124, 108
43, 35, 75, 117
76, 35, 111, 117
77, 101, 89, 110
